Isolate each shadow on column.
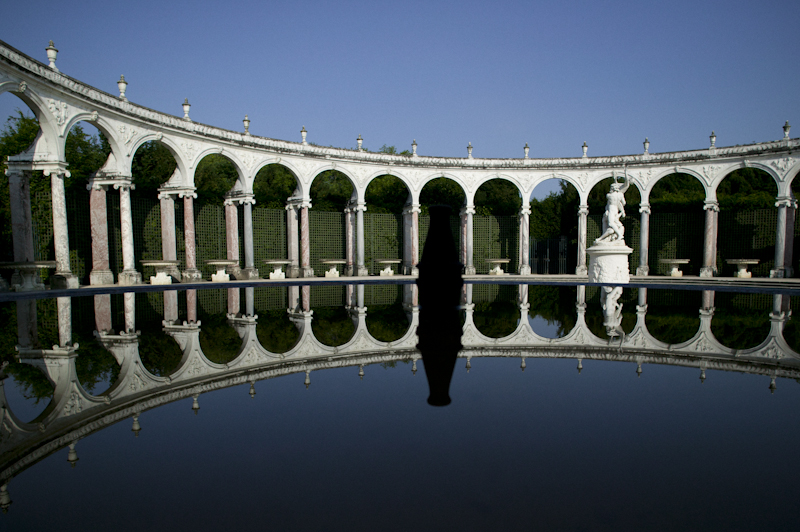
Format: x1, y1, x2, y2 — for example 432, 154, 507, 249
416, 205, 463, 406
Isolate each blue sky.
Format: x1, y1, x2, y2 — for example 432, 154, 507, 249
1, 0, 798, 161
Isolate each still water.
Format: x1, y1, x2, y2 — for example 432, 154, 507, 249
1, 283, 799, 531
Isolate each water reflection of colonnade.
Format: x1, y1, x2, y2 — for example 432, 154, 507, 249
2, 40, 800, 288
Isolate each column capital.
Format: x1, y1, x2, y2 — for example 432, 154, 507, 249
402, 203, 421, 215
578, 205, 589, 215
460, 206, 476, 215
703, 200, 719, 212
775, 196, 798, 209
519, 205, 531, 216
112, 179, 135, 191
639, 203, 651, 215
225, 193, 256, 206
354, 202, 367, 212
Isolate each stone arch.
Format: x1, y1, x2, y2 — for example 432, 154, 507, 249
648, 172, 706, 276
364, 172, 410, 275
130, 133, 190, 185
529, 178, 580, 274
251, 162, 300, 276
587, 174, 642, 268
0, 85, 62, 160
715, 165, 779, 277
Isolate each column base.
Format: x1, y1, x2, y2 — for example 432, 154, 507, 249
357, 266, 369, 277
403, 266, 419, 277
344, 265, 355, 277
699, 266, 716, 278
302, 268, 315, 278
770, 268, 785, 279
238, 267, 260, 280
51, 272, 80, 289
287, 265, 301, 278
636, 265, 650, 276
575, 265, 588, 276
0, 276, 9, 291
464, 266, 476, 275
89, 269, 115, 285
118, 270, 142, 286
182, 268, 202, 282
519, 265, 532, 275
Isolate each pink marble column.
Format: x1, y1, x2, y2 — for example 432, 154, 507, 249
300, 204, 313, 277
460, 208, 468, 267
186, 289, 198, 323
93, 294, 112, 333
286, 203, 300, 278
302, 285, 311, 312
288, 285, 300, 312
412, 209, 419, 272
182, 192, 201, 281
771, 196, 796, 278
117, 182, 142, 286
784, 198, 796, 278
636, 203, 651, 276
88, 184, 114, 285
402, 203, 420, 276
49, 170, 79, 288
228, 287, 240, 316
225, 200, 241, 279
159, 191, 177, 259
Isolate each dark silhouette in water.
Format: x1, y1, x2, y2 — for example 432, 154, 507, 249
416, 205, 464, 406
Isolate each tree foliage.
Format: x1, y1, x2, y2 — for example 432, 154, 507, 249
365, 175, 409, 214
310, 170, 353, 211
474, 179, 521, 216
420, 177, 465, 215
254, 164, 298, 208
194, 154, 238, 205
131, 141, 177, 193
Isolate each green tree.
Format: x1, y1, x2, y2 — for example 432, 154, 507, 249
310, 170, 353, 211
194, 154, 238, 205
365, 174, 409, 213
254, 164, 298, 208
419, 177, 466, 215
131, 141, 177, 193
474, 179, 521, 216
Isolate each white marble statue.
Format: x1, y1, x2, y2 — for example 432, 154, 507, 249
601, 285, 625, 339
595, 170, 630, 245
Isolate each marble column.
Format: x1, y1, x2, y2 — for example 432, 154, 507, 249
463, 205, 475, 274
784, 198, 796, 278
287, 203, 300, 278
344, 205, 355, 276
636, 202, 651, 276
356, 203, 368, 276
57, 297, 72, 347
88, 183, 114, 285
519, 203, 531, 275
182, 191, 202, 281
245, 287, 255, 317
227, 287, 240, 317
302, 285, 311, 312
700, 200, 719, 277
93, 294, 112, 333
7, 170, 35, 263
771, 196, 796, 278
186, 289, 198, 323
164, 290, 178, 324
16, 299, 37, 349
402, 203, 420, 276
240, 198, 258, 279
300, 203, 313, 277
576, 203, 589, 275
157, 189, 181, 281
288, 285, 301, 312
123, 291, 135, 333
50, 170, 79, 288
224, 199, 241, 279
117, 182, 141, 286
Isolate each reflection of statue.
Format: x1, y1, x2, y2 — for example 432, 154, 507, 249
595, 170, 629, 245
600, 285, 624, 339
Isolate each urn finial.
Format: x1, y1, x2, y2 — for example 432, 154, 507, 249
46, 40, 59, 71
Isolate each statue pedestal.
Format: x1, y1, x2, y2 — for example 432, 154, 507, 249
587, 243, 632, 284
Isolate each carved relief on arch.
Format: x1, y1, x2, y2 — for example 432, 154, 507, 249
769, 157, 796, 180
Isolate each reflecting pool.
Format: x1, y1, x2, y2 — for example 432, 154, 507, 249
1, 282, 800, 531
